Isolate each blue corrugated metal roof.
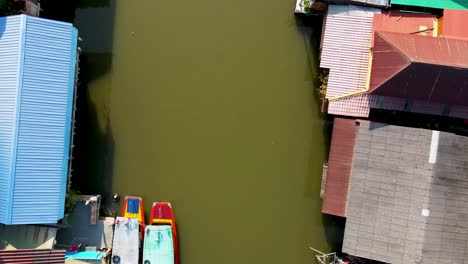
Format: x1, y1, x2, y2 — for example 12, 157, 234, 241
0, 15, 23, 224
0, 15, 77, 225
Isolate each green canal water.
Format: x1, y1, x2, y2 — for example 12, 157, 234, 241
64, 0, 342, 263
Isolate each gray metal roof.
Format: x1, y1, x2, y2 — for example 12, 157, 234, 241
349, 0, 389, 7
342, 122, 468, 264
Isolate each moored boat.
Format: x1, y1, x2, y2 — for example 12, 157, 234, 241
122, 196, 146, 239
122, 196, 146, 226
143, 202, 179, 264
143, 225, 174, 264
111, 217, 140, 264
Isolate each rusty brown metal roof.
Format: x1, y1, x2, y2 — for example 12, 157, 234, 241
322, 118, 357, 217
442, 9, 468, 40
369, 31, 468, 105
0, 249, 65, 263
372, 12, 437, 39
380, 32, 468, 67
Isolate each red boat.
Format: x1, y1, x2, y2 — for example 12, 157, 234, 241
121, 196, 146, 241
149, 202, 178, 264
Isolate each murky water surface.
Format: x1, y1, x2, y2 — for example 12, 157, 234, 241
71, 0, 339, 263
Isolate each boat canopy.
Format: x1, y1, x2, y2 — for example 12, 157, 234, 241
143, 225, 174, 264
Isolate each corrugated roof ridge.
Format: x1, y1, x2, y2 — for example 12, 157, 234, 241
344, 125, 357, 217
375, 31, 412, 63
379, 31, 468, 68
328, 89, 367, 102
370, 31, 413, 93
7, 14, 27, 225
370, 64, 413, 93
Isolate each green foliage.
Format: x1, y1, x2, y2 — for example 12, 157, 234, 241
0, 0, 12, 15
0, 0, 26, 16
65, 189, 81, 215
303, 0, 312, 14
318, 69, 329, 99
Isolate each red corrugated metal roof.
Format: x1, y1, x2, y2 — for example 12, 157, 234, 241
369, 32, 468, 105
327, 10, 468, 118
330, 92, 468, 119
369, 32, 411, 91
0, 249, 65, 264
372, 12, 437, 42
442, 9, 468, 40
380, 32, 468, 67
326, 11, 436, 117
328, 94, 377, 117
322, 118, 357, 217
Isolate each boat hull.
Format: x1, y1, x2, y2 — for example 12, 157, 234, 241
149, 202, 178, 264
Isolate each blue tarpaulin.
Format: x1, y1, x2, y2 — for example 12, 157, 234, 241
65, 251, 105, 260
127, 198, 140, 213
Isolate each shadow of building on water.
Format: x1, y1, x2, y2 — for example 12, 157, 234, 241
71, 53, 116, 215
322, 214, 346, 252
294, 14, 345, 253
40, 0, 118, 214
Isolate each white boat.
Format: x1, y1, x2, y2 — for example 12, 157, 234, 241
111, 217, 140, 264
